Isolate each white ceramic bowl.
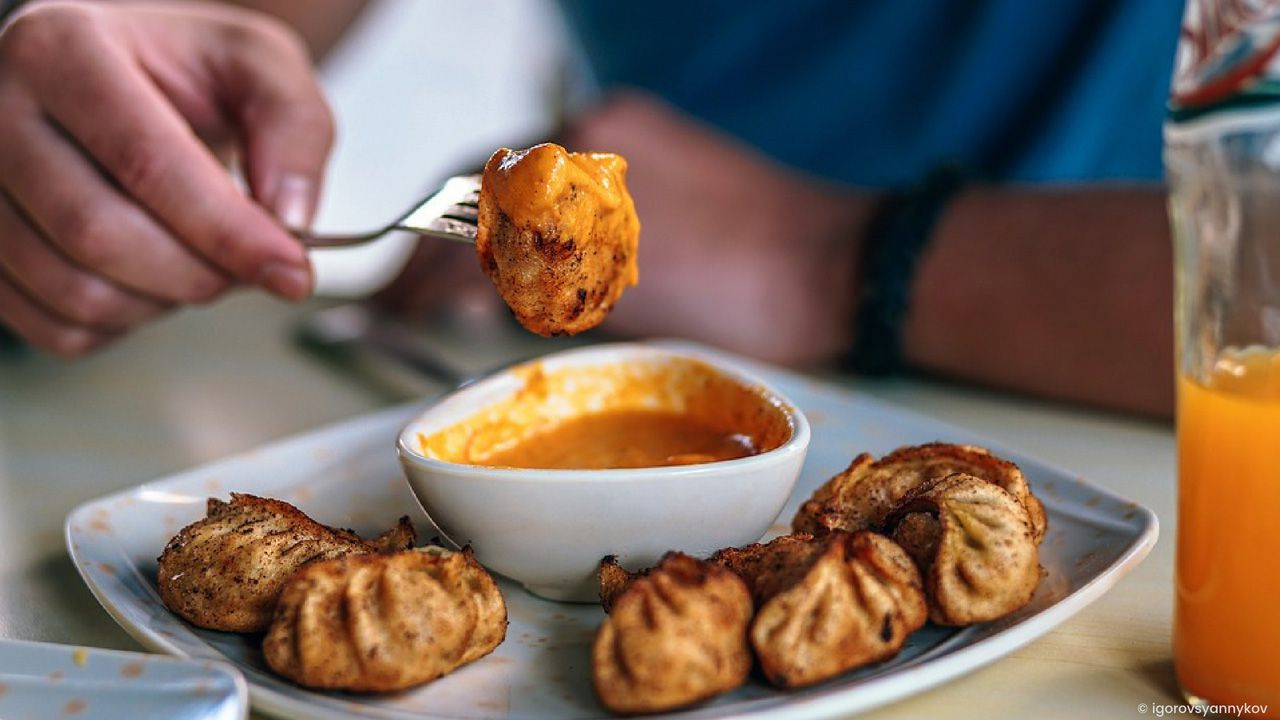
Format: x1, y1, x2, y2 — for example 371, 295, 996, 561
397, 343, 810, 602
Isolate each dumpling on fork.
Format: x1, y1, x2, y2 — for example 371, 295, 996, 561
156, 494, 415, 632
476, 143, 640, 337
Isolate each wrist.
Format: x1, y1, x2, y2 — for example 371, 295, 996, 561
846, 165, 969, 375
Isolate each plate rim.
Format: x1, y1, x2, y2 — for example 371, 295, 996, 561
0, 635, 251, 720
64, 346, 1162, 720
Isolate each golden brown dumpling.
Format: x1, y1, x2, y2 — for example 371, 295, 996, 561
592, 553, 752, 714
477, 143, 640, 336
156, 494, 415, 632
263, 547, 507, 692
883, 473, 1041, 626
712, 531, 926, 688
597, 554, 635, 614
792, 443, 1046, 544
708, 533, 818, 607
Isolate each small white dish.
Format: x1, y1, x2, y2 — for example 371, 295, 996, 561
0, 637, 246, 720
396, 343, 811, 601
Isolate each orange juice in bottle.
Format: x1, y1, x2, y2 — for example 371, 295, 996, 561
1176, 348, 1280, 712
1167, 0, 1280, 711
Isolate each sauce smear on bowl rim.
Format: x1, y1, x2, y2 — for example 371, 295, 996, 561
415, 356, 792, 471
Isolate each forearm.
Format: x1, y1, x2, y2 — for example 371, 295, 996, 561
901, 186, 1173, 418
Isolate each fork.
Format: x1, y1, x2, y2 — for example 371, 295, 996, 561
294, 175, 481, 248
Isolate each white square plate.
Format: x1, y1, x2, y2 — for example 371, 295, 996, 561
66, 343, 1156, 719
0, 637, 246, 720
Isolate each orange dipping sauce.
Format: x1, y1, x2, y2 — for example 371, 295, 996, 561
1176, 349, 1280, 712
479, 410, 757, 470
416, 357, 792, 470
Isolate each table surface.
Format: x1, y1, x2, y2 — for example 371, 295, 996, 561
0, 293, 1181, 719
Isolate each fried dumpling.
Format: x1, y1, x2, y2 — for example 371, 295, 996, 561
712, 531, 926, 688
592, 553, 752, 714
263, 547, 507, 692
792, 443, 1046, 544
882, 473, 1040, 626
477, 143, 640, 336
708, 532, 818, 607
597, 554, 636, 614
157, 494, 415, 632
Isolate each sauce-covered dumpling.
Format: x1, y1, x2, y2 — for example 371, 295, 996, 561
477, 143, 640, 336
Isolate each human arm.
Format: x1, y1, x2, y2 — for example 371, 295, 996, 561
564, 93, 1174, 416
904, 187, 1172, 417
378, 92, 1172, 417
554, 93, 1175, 417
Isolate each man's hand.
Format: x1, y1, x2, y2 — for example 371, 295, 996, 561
0, 0, 333, 357
562, 93, 871, 365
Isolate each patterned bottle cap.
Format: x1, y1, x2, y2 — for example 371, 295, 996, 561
1169, 0, 1280, 123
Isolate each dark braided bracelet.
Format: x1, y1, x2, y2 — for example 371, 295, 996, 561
846, 165, 968, 376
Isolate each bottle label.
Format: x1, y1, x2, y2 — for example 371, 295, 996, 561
1169, 0, 1280, 126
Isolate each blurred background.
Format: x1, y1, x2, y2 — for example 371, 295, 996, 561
310, 0, 568, 297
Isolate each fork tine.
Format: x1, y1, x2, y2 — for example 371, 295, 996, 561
442, 203, 478, 223
394, 175, 481, 237
423, 217, 478, 242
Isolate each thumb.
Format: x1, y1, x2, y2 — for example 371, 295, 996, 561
213, 19, 335, 231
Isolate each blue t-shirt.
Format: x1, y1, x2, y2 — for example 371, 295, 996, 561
559, 1, 1182, 185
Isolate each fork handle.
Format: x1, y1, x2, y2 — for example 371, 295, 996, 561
295, 230, 384, 248
296, 226, 475, 249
